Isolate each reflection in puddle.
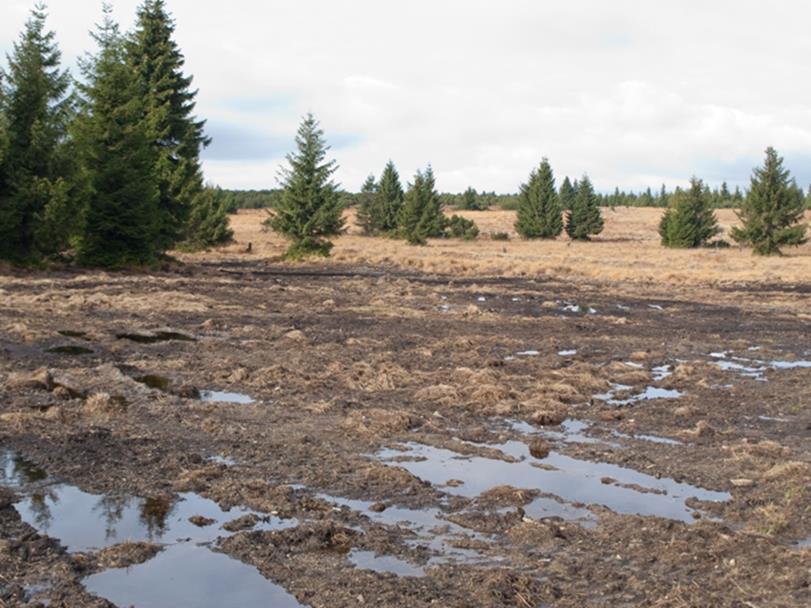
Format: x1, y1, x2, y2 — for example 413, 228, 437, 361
85, 542, 303, 608
511, 419, 614, 447
1, 449, 301, 608
378, 441, 729, 523
522, 496, 597, 528
199, 390, 255, 405
349, 550, 426, 577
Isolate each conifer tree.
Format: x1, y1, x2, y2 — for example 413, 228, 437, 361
356, 173, 379, 234
399, 166, 445, 245
0, 4, 73, 262
515, 159, 562, 238
73, 8, 160, 268
183, 186, 234, 249
565, 175, 603, 240
559, 177, 576, 211
376, 161, 404, 232
128, 0, 209, 251
459, 186, 484, 210
659, 177, 720, 248
731, 147, 807, 255
266, 113, 344, 258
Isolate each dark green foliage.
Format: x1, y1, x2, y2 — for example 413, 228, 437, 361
458, 186, 486, 211
128, 0, 209, 250
490, 231, 510, 241
659, 177, 720, 248
565, 175, 603, 240
182, 187, 234, 250
73, 10, 160, 268
559, 177, 576, 211
399, 166, 444, 245
375, 161, 405, 233
0, 4, 74, 262
265, 113, 344, 259
731, 147, 807, 255
515, 159, 563, 238
355, 173, 378, 234
446, 215, 479, 240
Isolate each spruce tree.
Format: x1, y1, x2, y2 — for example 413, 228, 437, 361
0, 4, 73, 262
356, 173, 379, 234
183, 186, 234, 249
376, 160, 404, 232
266, 113, 344, 258
459, 186, 484, 211
559, 177, 576, 211
128, 0, 209, 251
659, 177, 720, 248
731, 147, 807, 255
515, 159, 562, 238
399, 166, 445, 245
565, 175, 604, 240
73, 8, 160, 268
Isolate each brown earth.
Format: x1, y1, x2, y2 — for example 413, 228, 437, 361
0, 209, 810, 607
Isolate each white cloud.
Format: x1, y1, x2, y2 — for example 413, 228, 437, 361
2, 1, 811, 191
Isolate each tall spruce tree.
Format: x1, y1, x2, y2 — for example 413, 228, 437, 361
399, 165, 444, 245
356, 173, 379, 234
659, 177, 720, 248
559, 176, 576, 211
731, 147, 807, 255
73, 8, 160, 268
266, 113, 344, 258
183, 186, 234, 249
566, 175, 604, 240
515, 159, 562, 238
0, 4, 73, 262
128, 0, 209, 251
376, 160, 404, 232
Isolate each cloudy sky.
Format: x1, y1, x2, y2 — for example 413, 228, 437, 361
2, 1, 811, 193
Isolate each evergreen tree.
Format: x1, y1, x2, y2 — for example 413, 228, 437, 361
731, 147, 807, 255
515, 158, 562, 238
559, 177, 576, 211
266, 113, 344, 258
0, 3, 73, 262
183, 186, 234, 249
399, 165, 445, 245
459, 186, 484, 211
73, 7, 160, 267
657, 184, 668, 207
659, 177, 720, 248
128, 0, 209, 250
375, 161, 404, 232
565, 175, 603, 240
356, 173, 379, 234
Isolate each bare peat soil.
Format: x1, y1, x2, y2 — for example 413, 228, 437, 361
1, 260, 810, 607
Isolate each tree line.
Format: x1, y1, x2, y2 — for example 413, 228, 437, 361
267, 112, 807, 257
0, 2, 231, 268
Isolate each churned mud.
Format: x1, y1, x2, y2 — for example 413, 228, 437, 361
1, 259, 810, 607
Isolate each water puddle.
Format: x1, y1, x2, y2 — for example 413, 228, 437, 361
199, 390, 255, 405
710, 351, 811, 381
648, 304, 665, 311
46, 345, 94, 356
558, 349, 577, 357
594, 384, 683, 406
511, 419, 611, 447
613, 431, 683, 446
116, 331, 196, 344
208, 455, 237, 466
522, 496, 597, 528
516, 350, 540, 357
321, 494, 489, 564
348, 549, 425, 577
562, 303, 597, 315
378, 441, 729, 523
1, 449, 301, 608
85, 542, 303, 608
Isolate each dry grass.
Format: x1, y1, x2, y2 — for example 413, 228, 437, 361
199, 207, 811, 289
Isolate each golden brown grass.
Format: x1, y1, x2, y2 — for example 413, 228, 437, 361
191, 207, 811, 289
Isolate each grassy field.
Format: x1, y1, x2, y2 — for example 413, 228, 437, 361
209, 207, 811, 288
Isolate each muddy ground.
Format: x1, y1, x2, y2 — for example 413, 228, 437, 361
0, 259, 810, 607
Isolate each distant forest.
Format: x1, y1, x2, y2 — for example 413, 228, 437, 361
222, 181, 811, 212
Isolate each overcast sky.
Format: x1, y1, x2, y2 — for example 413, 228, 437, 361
3, 1, 811, 193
